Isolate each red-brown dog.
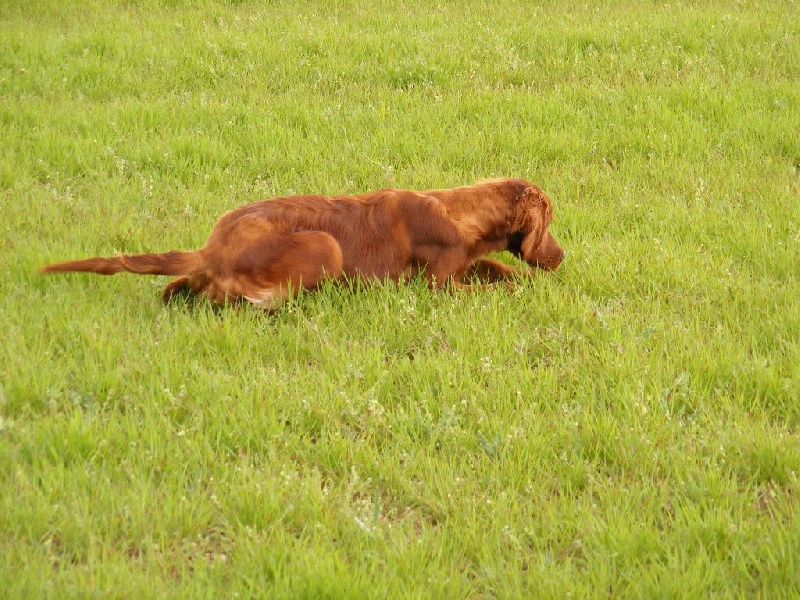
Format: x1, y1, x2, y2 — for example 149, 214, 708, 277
41, 178, 564, 308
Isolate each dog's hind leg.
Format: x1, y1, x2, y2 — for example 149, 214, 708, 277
162, 277, 192, 303
157, 231, 343, 309
228, 230, 344, 310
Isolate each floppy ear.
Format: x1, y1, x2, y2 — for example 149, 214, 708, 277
520, 205, 544, 262
515, 187, 547, 263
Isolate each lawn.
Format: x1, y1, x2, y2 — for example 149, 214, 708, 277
1, 0, 799, 597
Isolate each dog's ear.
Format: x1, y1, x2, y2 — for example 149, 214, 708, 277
514, 186, 550, 264
520, 208, 544, 263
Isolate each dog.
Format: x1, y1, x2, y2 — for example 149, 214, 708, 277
40, 178, 564, 308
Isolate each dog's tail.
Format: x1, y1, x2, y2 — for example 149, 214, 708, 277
40, 250, 205, 277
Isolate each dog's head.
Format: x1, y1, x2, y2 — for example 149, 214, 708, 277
508, 183, 564, 271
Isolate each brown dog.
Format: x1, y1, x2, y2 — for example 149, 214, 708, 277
41, 178, 564, 308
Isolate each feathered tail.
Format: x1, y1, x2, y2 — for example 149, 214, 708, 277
40, 250, 204, 277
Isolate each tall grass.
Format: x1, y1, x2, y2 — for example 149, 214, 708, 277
1, 0, 799, 596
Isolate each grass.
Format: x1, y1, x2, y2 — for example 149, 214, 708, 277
1, 0, 799, 596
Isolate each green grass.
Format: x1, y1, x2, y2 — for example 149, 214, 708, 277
2, 0, 799, 596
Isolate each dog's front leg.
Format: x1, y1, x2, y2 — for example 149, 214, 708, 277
459, 258, 523, 284
427, 261, 516, 294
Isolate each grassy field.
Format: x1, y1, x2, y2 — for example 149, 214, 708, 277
1, 0, 799, 596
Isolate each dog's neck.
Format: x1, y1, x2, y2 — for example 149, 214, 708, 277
432, 181, 525, 255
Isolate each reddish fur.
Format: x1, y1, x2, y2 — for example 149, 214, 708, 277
40, 178, 564, 308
